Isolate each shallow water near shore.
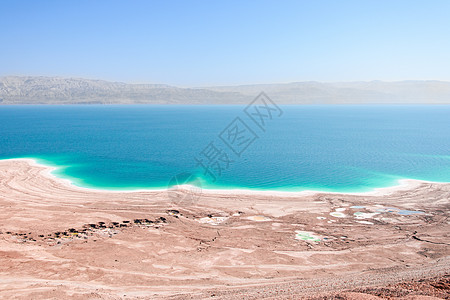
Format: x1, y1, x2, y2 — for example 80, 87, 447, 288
0, 105, 449, 192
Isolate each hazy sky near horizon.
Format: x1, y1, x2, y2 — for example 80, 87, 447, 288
1, 0, 449, 86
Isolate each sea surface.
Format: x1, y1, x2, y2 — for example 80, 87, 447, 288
0, 105, 449, 193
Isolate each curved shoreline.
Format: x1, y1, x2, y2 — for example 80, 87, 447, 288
0, 156, 449, 299
2, 157, 447, 197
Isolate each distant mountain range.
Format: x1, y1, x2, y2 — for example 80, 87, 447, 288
1, 76, 449, 104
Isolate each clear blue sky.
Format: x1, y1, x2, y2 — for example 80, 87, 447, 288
1, 0, 449, 86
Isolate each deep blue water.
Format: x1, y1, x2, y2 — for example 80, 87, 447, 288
0, 105, 449, 192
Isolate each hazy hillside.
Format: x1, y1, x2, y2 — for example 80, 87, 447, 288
1, 76, 449, 104
0, 76, 249, 104
206, 81, 450, 104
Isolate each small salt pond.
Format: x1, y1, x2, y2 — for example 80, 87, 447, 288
353, 212, 379, 219
397, 210, 426, 215
246, 216, 272, 222
295, 230, 321, 242
198, 216, 228, 226
330, 212, 346, 218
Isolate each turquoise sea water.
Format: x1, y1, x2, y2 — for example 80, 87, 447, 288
0, 105, 449, 193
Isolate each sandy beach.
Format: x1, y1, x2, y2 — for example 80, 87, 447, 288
0, 159, 449, 299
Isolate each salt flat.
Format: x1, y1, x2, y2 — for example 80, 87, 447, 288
0, 159, 449, 299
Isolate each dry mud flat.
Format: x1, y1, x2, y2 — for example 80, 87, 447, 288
0, 159, 449, 299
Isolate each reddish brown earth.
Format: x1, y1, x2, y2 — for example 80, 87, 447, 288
0, 159, 449, 299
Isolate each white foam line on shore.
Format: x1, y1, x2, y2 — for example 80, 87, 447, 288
190, 179, 427, 197
1, 158, 447, 197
